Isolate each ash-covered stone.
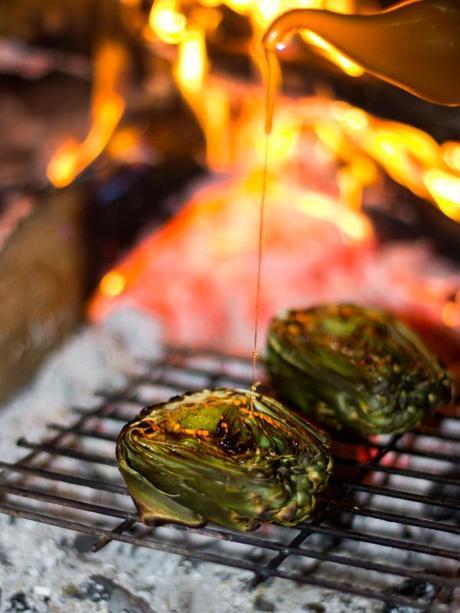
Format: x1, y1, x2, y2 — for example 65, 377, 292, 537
89, 575, 156, 613
303, 604, 325, 613
4, 592, 37, 613
383, 577, 439, 612
426, 471, 460, 523
253, 594, 276, 611
67, 577, 111, 603
0, 545, 11, 567
73, 534, 100, 554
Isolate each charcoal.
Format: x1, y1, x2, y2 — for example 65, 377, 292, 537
254, 595, 276, 612
72, 533, 99, 554
4, 592, 37, 613
383, 578, 439, 612
66, 577, 111, 602
303, 605, 325, 613
90, 575, 156, 613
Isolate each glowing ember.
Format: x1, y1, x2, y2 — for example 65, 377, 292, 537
443, 300, 460, 329
99, 271, 126, 298
89, 161, 459, 353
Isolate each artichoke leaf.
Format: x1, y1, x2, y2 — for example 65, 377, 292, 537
118, 450, 205, 526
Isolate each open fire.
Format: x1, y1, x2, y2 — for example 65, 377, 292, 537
46, 0, 460, 224
88, 182, 460, 355
55, 10, 457, 351
39, 1, 460, 355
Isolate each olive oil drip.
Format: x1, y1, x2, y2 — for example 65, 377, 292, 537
250, 50, 279, 408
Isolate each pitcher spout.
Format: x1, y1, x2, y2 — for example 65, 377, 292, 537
263, 1, 460, 106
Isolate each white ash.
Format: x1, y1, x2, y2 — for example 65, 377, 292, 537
0, 308, 161, 464
0, 308, 450, 613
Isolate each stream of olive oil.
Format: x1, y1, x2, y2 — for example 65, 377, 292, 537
250, 50, 279, 399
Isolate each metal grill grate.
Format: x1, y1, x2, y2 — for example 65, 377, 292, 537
1, 346, 459, 610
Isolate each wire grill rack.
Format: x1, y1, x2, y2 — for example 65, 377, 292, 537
1, 346, 459, 611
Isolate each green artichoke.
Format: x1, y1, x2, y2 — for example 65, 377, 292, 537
117, 388, 332, 531
266, 304, 452, 435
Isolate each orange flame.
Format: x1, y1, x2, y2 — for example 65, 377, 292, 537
148, 1, 364, 77
149, 0, 187, 44
47, 0, 460, 230
175, 30, 233, 170
176, 28, 207, 91
329, 102, 460, 223
47, 42, 127, 188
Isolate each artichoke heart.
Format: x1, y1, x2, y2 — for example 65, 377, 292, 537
117, 388, 332, 531
266, 304, 452, 435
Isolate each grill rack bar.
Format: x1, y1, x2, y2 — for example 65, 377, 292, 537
16, 425, 459, 512
0, 346, 459, 611
2, 457, 459, 562
5, 478, 459, 591
0, 503, 434, 610
17, 435, 460, 490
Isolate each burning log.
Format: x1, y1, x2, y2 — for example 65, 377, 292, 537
0, 187, 88, 403
0, 38, 90, 80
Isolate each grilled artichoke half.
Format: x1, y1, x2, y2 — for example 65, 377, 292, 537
117, 388, 332, 531
266, 304, 452, 435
